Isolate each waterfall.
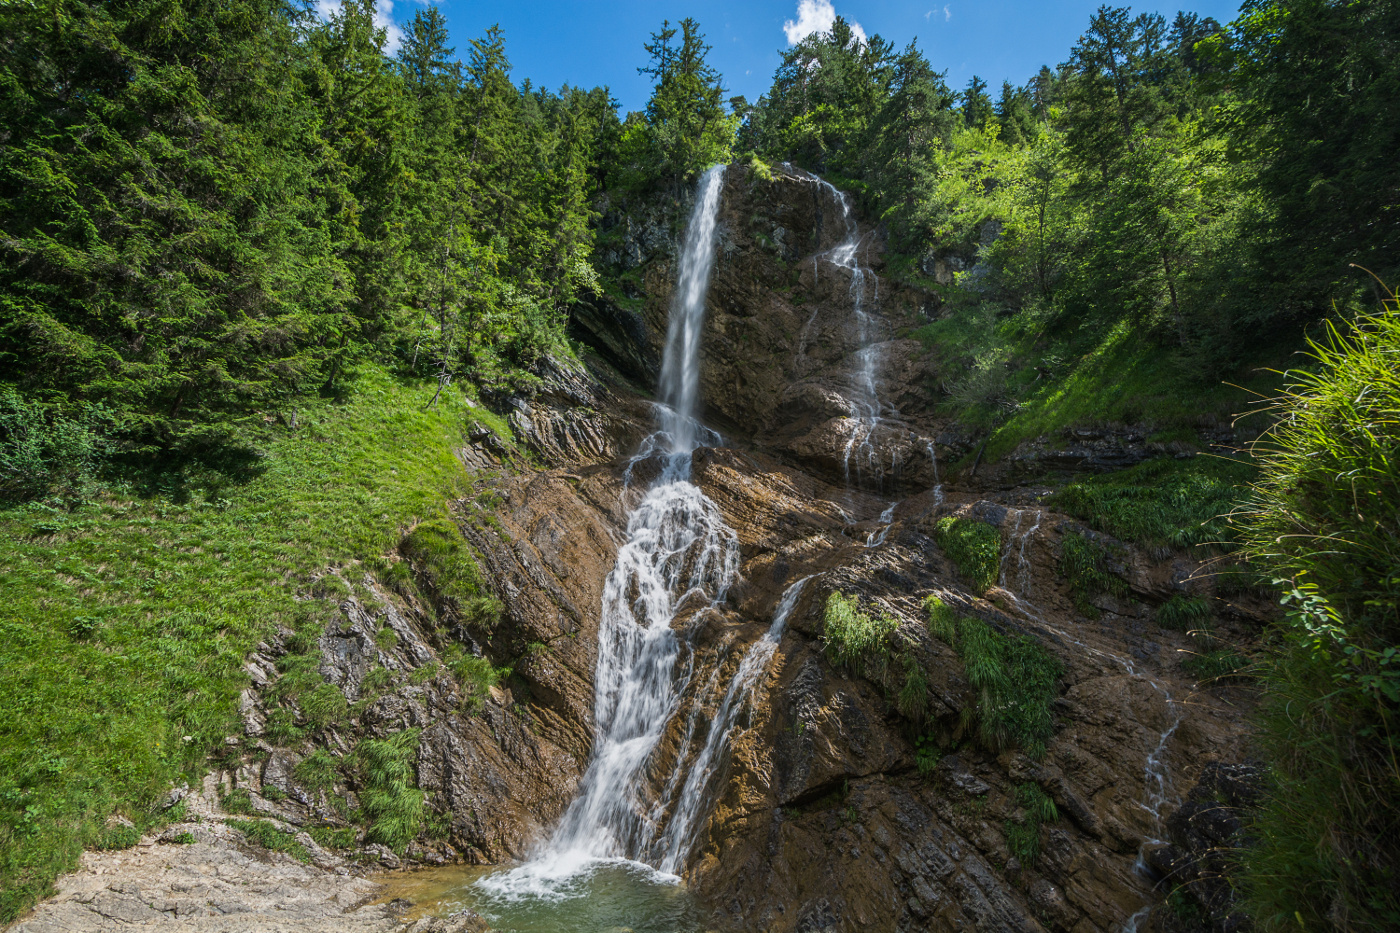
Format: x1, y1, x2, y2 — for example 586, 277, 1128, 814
478, 166, 736, 899
809, 177, 884, 492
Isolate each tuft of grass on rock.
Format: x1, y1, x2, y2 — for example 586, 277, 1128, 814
1058, 531, 1128, 617
934, 517, 1002, 592
925, 597, 1063, 759
354, 729, 424, 854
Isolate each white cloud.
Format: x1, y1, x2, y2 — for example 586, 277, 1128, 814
313, 0, 405, 54
783, 0, 866, 46
925, 5, 952, 22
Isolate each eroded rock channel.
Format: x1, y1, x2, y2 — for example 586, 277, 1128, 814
12, 165, 1266, 933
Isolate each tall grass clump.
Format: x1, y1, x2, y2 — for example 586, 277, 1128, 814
1005, 781, 1059, 865
1236, 294, 1400, 930
934, 517, 1002, 592
401, 520, 502, 633
924, 597, 1063, 758
822, 592, 933, 723
354, 729, 425, 853
1051, 457, 1253, 551
1058, 531, 1128, 616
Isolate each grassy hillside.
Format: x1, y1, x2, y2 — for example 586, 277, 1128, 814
0, 369, 487, 921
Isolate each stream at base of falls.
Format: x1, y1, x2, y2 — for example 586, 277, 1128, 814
374, 863, 705, 933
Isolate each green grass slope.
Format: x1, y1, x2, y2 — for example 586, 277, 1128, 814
0, 368, 482, 921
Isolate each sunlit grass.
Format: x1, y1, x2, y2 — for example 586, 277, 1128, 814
0, 367, 477, 920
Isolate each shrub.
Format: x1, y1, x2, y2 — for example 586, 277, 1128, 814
167, 832, 195, 845
1058, 531, 1127, 617
354, 730, 424, 853
1237, 297, 1400, 929
934, 517, 1001, 592
924, 597, 1063, 758
0, 388, 112, 502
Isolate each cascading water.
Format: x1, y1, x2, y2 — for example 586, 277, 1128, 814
478, 166, 736, 902
811, 180, 884, 493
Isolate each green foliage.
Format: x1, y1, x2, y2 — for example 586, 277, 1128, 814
1052, 457, 1253, 551
622, 19, 737, 187
0, 391, 112, 503
1181, 650, 1248, 682
1005, 783, 1058, 865
308, 826, 357, 850
400, 520, 501, 632
924, 598, 1063, 758
1058, 532, 1128, 616
293, 750, 340, 796
1156, 595, 1212, 633
167, 832, 195, 845
222, 789, 255, 816
822, 593, 899, 674
933, 518, 1002, 592
914, 735, 943, 775
226, 819, 310, 862
300, 685, 349, 731
446, 650, 502, 714
93, 824, 141, 852
0, 370, 472, 920
1237, 298, 1400, 930
354, 729, 425, 854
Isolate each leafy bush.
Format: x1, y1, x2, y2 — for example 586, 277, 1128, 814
934, 517, 1002, 592
354, 729, 424, 853
1058, 532, 1128, 616
0, 389, 112, 502
167, 832, 195, 845
1237, 298, 1400, 929
1051, 457, 1253, 551
924, 597, 1063, 758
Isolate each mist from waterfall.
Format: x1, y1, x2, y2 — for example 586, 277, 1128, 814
477, 165, 736, 901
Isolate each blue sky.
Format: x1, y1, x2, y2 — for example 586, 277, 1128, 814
371, 0, 1244, 111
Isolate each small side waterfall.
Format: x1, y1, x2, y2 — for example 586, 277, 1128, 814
479, 166, 736, 898
810, 177, 884, 493
653, 576, 813, 871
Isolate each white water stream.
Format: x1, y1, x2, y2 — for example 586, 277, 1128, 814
478, 166, 736, 901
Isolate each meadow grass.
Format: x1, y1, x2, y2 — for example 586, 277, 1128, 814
0, 367, 480, 920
